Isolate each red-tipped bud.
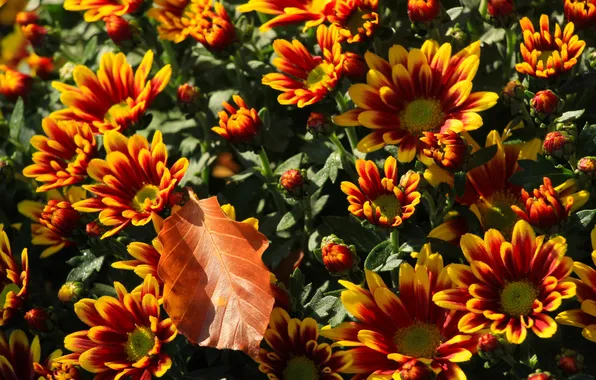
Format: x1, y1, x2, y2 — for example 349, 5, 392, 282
477, 333, 505, 360
280, 169, 304, 193
408, 0, 441, 23
556, 349, 583, 375
487, 0, 515, 17
104, 15, 132, 45
306, 112, 333, 137
421, 130, 468, 171
85, 222, 102, 238
40, 201, 81, 238
177, 83, 201, 105
195, 3, 236, 50
502, 80, 525, 104
398, 359, 436, 380
342, 52, 367, 79
527, 371, 553, 380
25, 308, 50, 332
531, 90, 561, 116
58, 282, 85, 303
213, 95, 261, 143
320, 235, 359, 275
543, 131, 573, 159
15, 11, 39, 26
21, 24, 47, 47
577, 156, 596, 177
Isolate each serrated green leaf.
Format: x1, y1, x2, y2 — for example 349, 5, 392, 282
364, 241, 392, 272
309, 295, 337, 318
325, 152, 341, 183
566, 209, 596, 230
556, 109, 585, 123
380, 255, 403, 271
8, 98, 24, 140
277, 207, 304, 231
311, 166, 329, 187
82, 35, 98, 64
208, 89, 236, 115
446, 6, 464, 20
311, 194, 329, 218
66, 252, 105, 282
274, 153, 304, 175
329, 298, 347, 327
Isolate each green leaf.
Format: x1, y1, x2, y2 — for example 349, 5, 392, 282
480, 28, 506, 44
324, 216, 386, 253
8, 98, 24, 140
89, 283, 117, 297
277, 207, 304, 231
274, 153, 304, 175
556, 109, 585, 123
454, 171, 467, 197
66, 251, 105, 282
289, 268, 305, 302
82, 35, 98, 64
208, 89, 236, 115
311, 191, 329, 218
446, 6, 464, 20
509, 155, 575, 189
308, 295, 337, 319
311, 166, 329, 187
577, 124, 596, 157
325, 152, 341, 183
329, 298, 347, 327
380, 255, 403, 271
566, 209, 596, 230
466, 145, 498, 170
364, 241, 392, 272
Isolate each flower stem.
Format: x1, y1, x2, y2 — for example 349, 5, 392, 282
303, 196, 313, 234
259, 148, 287, 213
390, 229, 400, 288
334, 91, 359, 155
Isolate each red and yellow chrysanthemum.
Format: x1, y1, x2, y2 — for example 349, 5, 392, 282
433, 220, 576, 344
59, 275, 177, 379
148, 0, 211, 43
321, 244, 478, 379
0, 225, 28, 325
256, 307, 352, 379
263, 24, 344, 108
341, 157, 421, 228
237, 0, 334, 31
212, 95, 262, 143
23, 118, 96, 192
0, 330, 42, 380
73, 130, 189, 239
334, 40, 498, 161
327, 0, 379, 43
0, 64, 30, 99
34, 347, 81, 379
564, 0, 596, 29
51, 51, 172, 134
113, 238, 163, 286
18, 187, 85, 258
515, 14, 586, 79
64, 0, 142, 22
556, 227, 596, 342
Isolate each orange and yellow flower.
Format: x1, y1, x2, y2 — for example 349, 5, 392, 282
327, 0, 379, 43
34, 348, 81, 379
564, 0, 596, 29
25, 53, 53, 79
515, 14, 586, 79
0, 330, 41, 380
321, 245, 478, 379
73, 130, 189, 239
433, 220, 576, 344
0, 225, 28, 325
262, 24, 344, 108
408, 0, 441, 23
420, 129, 468, 171
556, 227, 596, 342
237, 0, 334, 31
18, 187, 86, 258
0, 64, 30, 99
51, 51, 171, 134
59, 275, 177, 379
341, 157, 421, 228
64, 0, 142, 22
334, 40, 498, 160
256, 307, 352, 379
212, 95, 262, 143
148, 0, 212, 43
23, 118, 96, 192
193, 3, 236, 50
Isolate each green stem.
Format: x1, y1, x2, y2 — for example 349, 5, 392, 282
429, 28, 442, 44
334, 91, 360, 155
345, 128, 359, 153
259, 148, 287, 213
504, 29, 516, 80
329, 132, 347, 156
303, 197, 313, 234
162, 40, 179, 77
389, 229, 400, 287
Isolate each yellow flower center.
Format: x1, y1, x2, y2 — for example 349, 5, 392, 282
400, 98, 444, 134
346, 8, 367, 36
0, 283, 20, 307
479, 190, 520, 232
537, 50, 555, 67
306, 63, 333, 90
104, 100, 133, 124
131, 185, 160, 212
394, 322, 442, 359
500, 281, 538, 317
282, 356, 319, 380
124, 326, 156, 363
372, 194, 401, 221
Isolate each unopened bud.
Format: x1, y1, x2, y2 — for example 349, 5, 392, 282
502, 80, 525, 105
58, 282, 85, 303
398, 359, 436, 380
306, 112, 333, 138
543, 131, 573, 160
22, 24, 47, 47
177, 83, 201, 110
85, 222, 102, 238
342, 52, 366, 80
477, 333, 505, 360
320, 235, 359, 275
15, 11, 39, 26
104, 15, 132, 45
279, 169, 306, 197
531, 90, 561, 118
577, 156, 596, 177
556, 349, 583, 375
24, 308, 50, 332
527, 371, 553, 380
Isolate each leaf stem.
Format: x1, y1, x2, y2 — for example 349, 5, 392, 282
258, 148, 287, 213
334, 91, 359, 155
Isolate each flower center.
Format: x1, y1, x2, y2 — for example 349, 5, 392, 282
537, 50, 555, 66
0, 283, 20, 307
500, 281, 538, 317
394, 322, 442, 359
372, 194, 401, 221
479, 190, 520, 232
124, 326, 156, 363
346, 8, 367, 36
104, 100, 133, 124
306, 63, 333, 89
282, 356, 320, 380
400, 99, 444, 134
131, 185, 160, 212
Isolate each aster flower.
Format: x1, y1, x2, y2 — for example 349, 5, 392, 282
328, 0, 379, 43
63, 0, 142, 22
59, 275, 177, 379
420, 129, 468, 171
515, 14, 585, 79
262, 24, 344, 108
321, 244, 478, 379
0, 330, 40, 379
408, 0, 441, 23
23, 118, 96, 192
34, 348, 81, 379
147, 0, 211, 43
194, 2, 236, 50
564, 0, 596, 29
341, 157, 421, 228
112, 238, 163, 285
256, 307, 352, 379
433, 220, 576, 344
212, 95, 262, 143
72, 130, 189, 239
0, 64, 31, 99
237, 0, 334, 32
18, 187, 86, 258
0, 225, 28, 325
556, 227, 596, 342
334, 40, 498, 160
50, 50, 172, 134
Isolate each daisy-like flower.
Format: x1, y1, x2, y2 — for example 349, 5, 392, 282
63, 0, 142, 22
72, 130, 189, 239
334, 40, 498, 160
23, 118, 96, 192
556, 227, 596, 342
262, 24, 344, 108
0, 64, 30, 99
433, 220, 576, 344
147, 0, 211, 43
237, 0, 334, 32
0, 330, 40, 379
50, 50, 172, 134
113, 238, 163, 286
212, 95, 262, 143
420, 129, 468, 171
341, 157, 421, 228
515, 14, 586, 79
564, 0, 596, 29
18, 187, 86, 258
193, 2, 236, 50
34, 348, 81, 379
256, 307, 352, 379
59, 275, 177, 379
0, 225, 28, 325
327, 0, 379, 43
321, 244, 478, 379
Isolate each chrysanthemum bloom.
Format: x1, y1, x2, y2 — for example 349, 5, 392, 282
543, 131, 574, 159
23, 118, 96, 192
433, 220, 576, 344
113, 233, 162, 285
34, 348, 81, 379
262, 24, 344, 108
147, 0, 211, 43
321, 245, 477, 378
407, 0, 441, 23
212, 95, 262, 142
0, 330, 44, 379
341, 157, 421, 228
256, 307, 352, 379
420, 129, 468, 171
104, 14, 132, 45
327, 0, 379, 43
556, 227, 596, 342
73, 130, 188, 239
511, 177, 589, 231
18, 187, 86, 258
0, 64, 30, 99
194, 3, 236, 50
531, 90, 561, 115
564, 0, 596, 29
59, 275, 177, 379
64, 0, 142, 22
333, 40, 498, 160
237, 0, 334, 31
50, 50, 171, 134
515, 14, 586, 79
342, 51, 366, 79
320, 234, 359, 275
0, 225, 28, 325
177, 83, 200, 104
